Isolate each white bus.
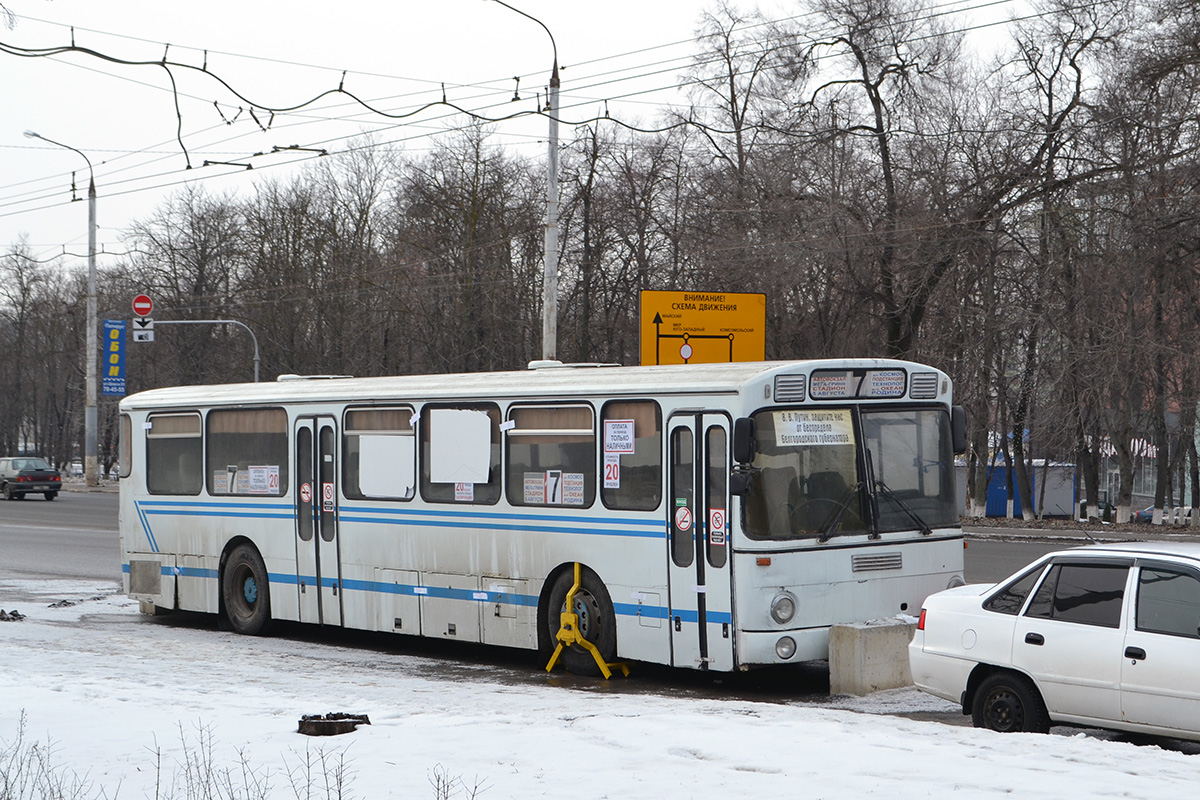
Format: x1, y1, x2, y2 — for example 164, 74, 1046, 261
117, 359, 967, 674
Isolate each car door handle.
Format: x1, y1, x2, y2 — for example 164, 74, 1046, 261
1024, 632, 1045, 646
1125, 646, 1147, 661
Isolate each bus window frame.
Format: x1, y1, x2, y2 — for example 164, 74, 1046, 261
599, 399, 663, 512
342, 405, 417, 502
145, 411, 203, 496
204, 407, 289, 497
505, 402, 597, 509
418, 402, 502, 505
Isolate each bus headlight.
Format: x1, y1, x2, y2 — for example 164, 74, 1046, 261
770, 592, 797, 624
775, 636, 797, 659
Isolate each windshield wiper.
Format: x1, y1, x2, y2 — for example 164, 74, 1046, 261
817, 482, 863, 543
873, 478, 933, 536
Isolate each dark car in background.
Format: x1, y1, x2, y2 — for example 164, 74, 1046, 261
0, 456, 62, 500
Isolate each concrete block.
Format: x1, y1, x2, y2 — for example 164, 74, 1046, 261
829, 618, 917, 696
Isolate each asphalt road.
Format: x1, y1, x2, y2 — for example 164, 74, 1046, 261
0, 487, 120, 581
961, 536, 1062, 583
0, 488, 1080, 588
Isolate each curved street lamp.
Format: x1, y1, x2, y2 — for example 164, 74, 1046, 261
489, 1, 560, 362
24, 130, 100, 487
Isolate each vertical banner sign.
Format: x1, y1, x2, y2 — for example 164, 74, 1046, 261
101, 319, 127, 396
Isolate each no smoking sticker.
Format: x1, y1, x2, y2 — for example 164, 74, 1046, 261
674, 506, 693, 531
710, 509, 727, 545
300, 482, 312, 504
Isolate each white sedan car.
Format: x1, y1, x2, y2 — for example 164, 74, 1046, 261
909, 541, 1200, 741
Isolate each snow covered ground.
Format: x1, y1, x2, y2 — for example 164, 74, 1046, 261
1, 577, 1197, 799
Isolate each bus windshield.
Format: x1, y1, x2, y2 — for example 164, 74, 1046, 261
743, 406, 956, 540
743, 408, 865, 539
860, 408, 958, 533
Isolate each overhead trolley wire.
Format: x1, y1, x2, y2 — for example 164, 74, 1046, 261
0, 0, 1127, 226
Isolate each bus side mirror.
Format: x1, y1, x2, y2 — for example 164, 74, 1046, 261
730, 471, 753, 497
733, 417, 756, 464
951, 405, 968, 456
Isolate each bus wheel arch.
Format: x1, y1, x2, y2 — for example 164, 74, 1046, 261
540, 563, 617, 677
219, 539, 273, 636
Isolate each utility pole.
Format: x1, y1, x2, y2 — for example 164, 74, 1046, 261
490, 1, 559, 361
25, 130, 99, 486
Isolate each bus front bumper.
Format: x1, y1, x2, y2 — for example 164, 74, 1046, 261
736, 626, 831, 668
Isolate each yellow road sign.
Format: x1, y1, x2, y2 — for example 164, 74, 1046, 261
640, 291, 766, 365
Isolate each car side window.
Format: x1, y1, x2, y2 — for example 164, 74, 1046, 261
1025, 563, 1128, 628
1136, 566, 1200, 639
983, 567, 1045, 615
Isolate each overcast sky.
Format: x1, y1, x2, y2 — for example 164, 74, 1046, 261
1, 1, 738, 261
1, 0, 1016, 281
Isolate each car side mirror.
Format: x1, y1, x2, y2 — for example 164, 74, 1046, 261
951, 405, 968, 456
733, 417, 757, 464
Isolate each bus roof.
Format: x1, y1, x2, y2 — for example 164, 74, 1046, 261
118, 358, 947, 411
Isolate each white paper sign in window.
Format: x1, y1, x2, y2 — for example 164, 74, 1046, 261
359, 434, 416, 498
773, 409, 854, 447
604, 419, 636, 453
430, 408, 492, 484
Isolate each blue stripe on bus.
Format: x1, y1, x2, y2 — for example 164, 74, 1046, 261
133, 499, 667, 548
121, 563, 722, 624
119, 563, 218, 580
618, 604, 732, 625
135, 502, 159, 553
340, 512, 662, 538
137, 501, 294, 511
338, 504, 660, 530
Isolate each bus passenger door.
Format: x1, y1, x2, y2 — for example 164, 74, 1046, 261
294, 416, 342, 626
666, 413, 734, 671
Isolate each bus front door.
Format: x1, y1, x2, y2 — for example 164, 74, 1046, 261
666, 413, 734, 671
294, 416, 342, 626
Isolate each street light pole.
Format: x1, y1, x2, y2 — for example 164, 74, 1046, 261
25, 130, 99, 487
544, 58, 560, 362
490, 1, 559, 361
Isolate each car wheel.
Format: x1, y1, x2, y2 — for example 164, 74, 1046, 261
3, 484, 14, 500
44, 491, 58, 501
972, 672, 1050, 734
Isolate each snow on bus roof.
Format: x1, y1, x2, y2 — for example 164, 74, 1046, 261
118, 358, 944, 410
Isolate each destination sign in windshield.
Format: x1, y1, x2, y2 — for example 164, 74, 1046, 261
809, 369, 907, 400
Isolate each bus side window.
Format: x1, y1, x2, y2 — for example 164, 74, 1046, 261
344, 407, 415, 501
506, 404, 596, 508
145, 412, 202, 495
206, 408, 288, 496
600, 400, 662, 512
119, 414, 132, 479
419, 404, 502, 504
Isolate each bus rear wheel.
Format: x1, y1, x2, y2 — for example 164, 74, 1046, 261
222, 544, 272, 636
545, 567, 616, 677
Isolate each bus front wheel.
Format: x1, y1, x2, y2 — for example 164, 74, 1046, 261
545, 567, 617, 677
222, 544, 272, 636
